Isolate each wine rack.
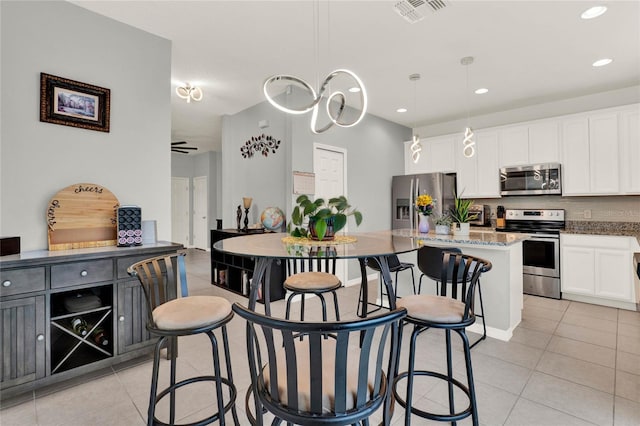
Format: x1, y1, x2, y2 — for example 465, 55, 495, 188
50, 286, 113, 374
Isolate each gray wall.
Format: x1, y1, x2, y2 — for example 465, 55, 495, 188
221, 97, 289, 229
221, 89, 411, 233
1, 1, 172, 251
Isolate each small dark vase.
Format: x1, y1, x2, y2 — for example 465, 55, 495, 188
308, 217, 335, 241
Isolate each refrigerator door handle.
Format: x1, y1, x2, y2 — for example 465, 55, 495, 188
409, 178, 414, 230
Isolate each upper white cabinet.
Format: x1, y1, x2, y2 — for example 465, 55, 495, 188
561, 117, 591, 194
404, 103, 638, 197
404, 135, 457, 175
499, 122, 560, 167
561, 107, 637, 196
620, 108, 640, 194
529, 121, 561, 164
498, 125, 529, 167
456, 130, 500, 198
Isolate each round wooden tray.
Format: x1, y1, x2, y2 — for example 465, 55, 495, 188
47, 183, 120, 250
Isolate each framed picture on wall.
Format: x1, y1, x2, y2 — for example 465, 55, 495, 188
40, 73, 110, 132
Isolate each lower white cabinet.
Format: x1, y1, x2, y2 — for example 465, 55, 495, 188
561, 234, 638, 308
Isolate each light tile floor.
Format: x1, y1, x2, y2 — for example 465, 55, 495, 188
1, 249, 639, 425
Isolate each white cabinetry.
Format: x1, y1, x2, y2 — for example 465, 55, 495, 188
561, 234, 638, 310
561, 107, 638, 196
499, 122, 560, 167
404, 135, 457, 175
589, 113, 619, 194
620, 108, 640, 194
529, 121, 561, 164
456, 130, 500, 198
499, 125, 529, 167
561, 118, 590, 194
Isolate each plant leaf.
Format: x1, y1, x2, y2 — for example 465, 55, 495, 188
353, 211, 363, 226
333, 214, 347, 232
315, 219, 327, 240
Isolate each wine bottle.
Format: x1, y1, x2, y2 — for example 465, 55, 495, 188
71, 317, 88, 336
91, 326, 109, 346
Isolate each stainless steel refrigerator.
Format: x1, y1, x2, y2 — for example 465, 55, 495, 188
391, 173, 457, 230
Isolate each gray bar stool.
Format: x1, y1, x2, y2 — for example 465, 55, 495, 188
417, 245, 487, 348
393, 251, 492, 426
128, 253, 239, 426
284, 257, 341, 321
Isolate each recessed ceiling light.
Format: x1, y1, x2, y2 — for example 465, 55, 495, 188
592, 58, 613, 67
397, 108, 407, 113
349, 87, 361, 93
475, 88, 489, 95
581, 6, 607, 19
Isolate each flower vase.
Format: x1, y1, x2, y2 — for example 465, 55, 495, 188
418, 215, 430, 233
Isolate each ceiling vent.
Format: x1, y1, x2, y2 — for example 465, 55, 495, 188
393, 0, 450, 23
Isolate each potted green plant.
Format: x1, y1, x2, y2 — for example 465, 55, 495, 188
288, 194, 363, 241
449, 190, 478, 236
433, 213, 453, 235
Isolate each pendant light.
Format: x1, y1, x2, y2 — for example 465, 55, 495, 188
460, 56, 476, 158
263, 1, 367, 134
408, 73, 422, 163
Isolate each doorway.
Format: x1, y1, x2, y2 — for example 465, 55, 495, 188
193, 176, 209, 250
171, 177, 190, 247
313, 144, 347, 285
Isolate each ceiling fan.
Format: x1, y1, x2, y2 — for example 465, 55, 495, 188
171, 141, 198, 154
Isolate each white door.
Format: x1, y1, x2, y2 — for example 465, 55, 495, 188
313, 144, 347, 285
171, 177, 190, 247
193, 176, 208, 250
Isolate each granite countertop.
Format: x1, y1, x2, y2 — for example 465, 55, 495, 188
393, 228, 529, 247
562, 221, 640, 246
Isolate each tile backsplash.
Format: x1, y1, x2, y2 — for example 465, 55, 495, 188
473, 195, 640, 223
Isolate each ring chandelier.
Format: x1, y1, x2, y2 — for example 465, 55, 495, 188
263, 69, 368, 134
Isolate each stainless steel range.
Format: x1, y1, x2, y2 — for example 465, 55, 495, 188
497, 209, 565, 299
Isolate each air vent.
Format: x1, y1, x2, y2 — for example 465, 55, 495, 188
393, 0, 450, 23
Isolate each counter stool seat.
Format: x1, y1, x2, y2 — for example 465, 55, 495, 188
392, 251, 491, 426
128, 253, 239, 426
152, 295, 232, 330
397, 294, 468, 324
285, 259, 341, 322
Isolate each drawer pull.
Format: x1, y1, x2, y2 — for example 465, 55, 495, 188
80, 270, 88, 277
37, 334, 45, 342
2, 280, 11, 287
119, 316, 125, 322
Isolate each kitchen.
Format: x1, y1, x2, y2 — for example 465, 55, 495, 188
2, 1, 640, 425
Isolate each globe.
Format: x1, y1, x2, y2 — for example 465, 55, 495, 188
260, 207, 285, 231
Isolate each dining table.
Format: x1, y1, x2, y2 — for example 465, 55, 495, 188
212, 229, 421, 316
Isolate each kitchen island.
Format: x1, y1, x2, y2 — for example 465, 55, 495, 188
392, 229, 529, 341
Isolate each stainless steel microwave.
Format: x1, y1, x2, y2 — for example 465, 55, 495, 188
500, 163, 561, 196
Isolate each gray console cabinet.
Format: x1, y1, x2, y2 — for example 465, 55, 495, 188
0, 242, 182, 399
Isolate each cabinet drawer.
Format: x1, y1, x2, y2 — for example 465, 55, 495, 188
51, 259, 113, 288
1, 267, 45, 296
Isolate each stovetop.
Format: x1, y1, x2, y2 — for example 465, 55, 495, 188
496, 209, 565, 235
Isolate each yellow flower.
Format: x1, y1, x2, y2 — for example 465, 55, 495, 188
416, 194, 433, 207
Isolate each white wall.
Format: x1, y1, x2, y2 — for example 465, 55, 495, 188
0, 1, 172, 251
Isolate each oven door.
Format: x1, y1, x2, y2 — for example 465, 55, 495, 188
522, 235, 560, 277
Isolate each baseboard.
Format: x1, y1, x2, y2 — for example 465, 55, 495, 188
345, 273, 377, 288
466, 321, 516, 342
562, 293, 638, 311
